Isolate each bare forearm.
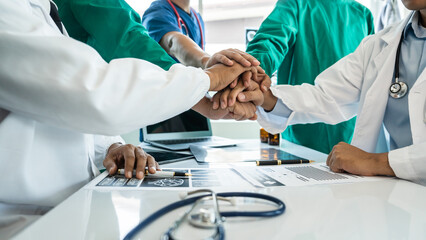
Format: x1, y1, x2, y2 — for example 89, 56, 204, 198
192, 97, 210, 116
160, 32, 209, 68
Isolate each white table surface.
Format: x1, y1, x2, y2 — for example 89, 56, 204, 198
12, 140, 426, 240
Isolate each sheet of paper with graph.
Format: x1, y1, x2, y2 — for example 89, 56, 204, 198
85, 163, 385, 190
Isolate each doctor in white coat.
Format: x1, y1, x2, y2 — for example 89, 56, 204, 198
247, 0, 426, 185
0, 0, 261, 237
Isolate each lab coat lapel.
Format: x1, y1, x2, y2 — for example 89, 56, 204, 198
412, 67, 426, 88
352, 20, 408, 152
409, 69, 426, 143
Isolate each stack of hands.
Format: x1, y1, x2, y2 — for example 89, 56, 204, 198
105, 49, 278, 179
197, 48, 277, 121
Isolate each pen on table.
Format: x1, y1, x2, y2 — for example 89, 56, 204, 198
256, 160, 315, 166
115, 169, 192, 178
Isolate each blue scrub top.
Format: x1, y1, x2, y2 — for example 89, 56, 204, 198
142, 0, 206, 54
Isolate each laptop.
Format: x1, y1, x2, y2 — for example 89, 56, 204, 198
141, 110, 237, 151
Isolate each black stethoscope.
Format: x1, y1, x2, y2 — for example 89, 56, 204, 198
167, 0, 204, 50
123, 189, 286, 240
389, 33, 408, 99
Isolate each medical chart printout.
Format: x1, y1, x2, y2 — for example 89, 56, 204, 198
86, 163, 385, 190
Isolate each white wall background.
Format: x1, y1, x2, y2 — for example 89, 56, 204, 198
121, 0, 412, 144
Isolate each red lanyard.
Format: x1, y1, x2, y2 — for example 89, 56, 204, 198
166, 0, 204, 50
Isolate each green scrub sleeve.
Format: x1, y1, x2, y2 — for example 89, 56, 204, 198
246, 0, 298, 77
68, 0, 176, 70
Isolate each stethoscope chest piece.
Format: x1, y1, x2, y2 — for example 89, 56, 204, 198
189, 208, 221, 228
389, 81, 408, 99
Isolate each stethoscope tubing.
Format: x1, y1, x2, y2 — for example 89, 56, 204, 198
123, 192, 285, 240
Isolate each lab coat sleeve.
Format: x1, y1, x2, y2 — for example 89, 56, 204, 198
0, 0, 209, 136
389, 142, 426, 185
246, 0, 298, 77
66, 0, 176, 70
258, 36, 372, 134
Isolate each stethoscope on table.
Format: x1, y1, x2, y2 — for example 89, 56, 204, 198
166, 0, 204, 50
123, 189, 286, 240
389, 30, 409, 99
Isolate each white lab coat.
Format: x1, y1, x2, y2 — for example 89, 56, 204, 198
258, 14, 426, 185
0, 0, 209, 208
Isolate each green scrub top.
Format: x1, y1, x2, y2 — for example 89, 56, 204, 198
54, 0, 176, 70
247, 0, 374, 154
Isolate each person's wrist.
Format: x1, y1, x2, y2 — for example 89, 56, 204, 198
372, 152, 395, 176
205, 70, 217, 91
201, 55, 211, 69
261, 90, 278, 112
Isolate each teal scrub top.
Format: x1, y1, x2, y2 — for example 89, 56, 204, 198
53, 0, 176, 70
247, 0, 374, 154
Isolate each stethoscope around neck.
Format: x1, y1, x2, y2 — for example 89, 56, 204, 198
167, 0, 204, 50
123, 189, 286, 240
389, 30, 409, 99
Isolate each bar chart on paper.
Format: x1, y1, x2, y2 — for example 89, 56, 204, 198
234, 163, 383, 187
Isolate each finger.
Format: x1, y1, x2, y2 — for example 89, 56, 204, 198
246, 103, 257, 120
230, 79, 238, 88
233, 112, 244, 121
231, 104, 245, 121
228, 82, 246, 107
249, 113, 258, 121
104, 154, 118, 176
328, 154, 342, 173
326, 152, 332, 166
233, 49, 261, 66
249, 67, 258, 83
146, 155, 157, 174
223, 50, 251, 67
220, 88, 231, 109
329, 159, 345, 173
212, 92, 222, 110
256, 65, 265, 74
237, 90, 263, 106
249, 105, 258, 120
123, 145, 136, 178
135, 147, 148, 179
241, 71, 252, 88
326, 145, 337, 166
260, 75, 272, 92
217, 54, 234, 66
155, 161, 161, 171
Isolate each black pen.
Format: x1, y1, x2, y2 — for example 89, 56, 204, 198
256, 160, 315, 166
116, 169, 191, 178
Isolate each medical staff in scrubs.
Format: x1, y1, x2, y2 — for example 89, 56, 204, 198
246, 0, 375, 154
142, 0, 261, 70
142, 0, 205, 64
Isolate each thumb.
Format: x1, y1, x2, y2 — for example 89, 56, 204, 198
104, 155, 118, 175
238, 91, 263, 106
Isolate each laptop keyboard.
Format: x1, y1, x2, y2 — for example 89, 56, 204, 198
156, 138, 211, 145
